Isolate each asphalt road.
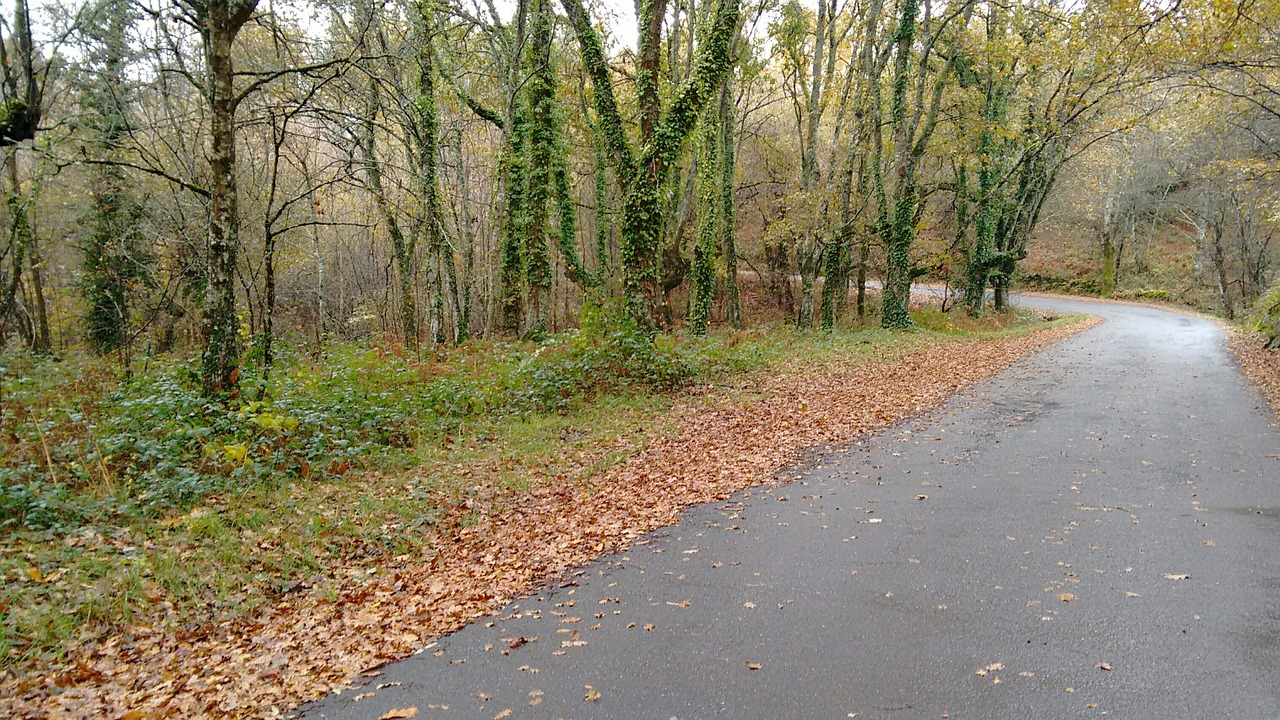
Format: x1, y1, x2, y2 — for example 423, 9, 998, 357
298, 295, 1280, 720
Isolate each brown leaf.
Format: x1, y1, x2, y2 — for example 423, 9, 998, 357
379, 708, 418, 720
746, 662, 763, 670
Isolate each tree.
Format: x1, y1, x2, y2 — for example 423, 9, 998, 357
79, 0, 150, 365
561, 0, 741, 328
872, 0, 973, 328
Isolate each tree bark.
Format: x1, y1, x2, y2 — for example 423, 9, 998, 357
198, 0, 257, 396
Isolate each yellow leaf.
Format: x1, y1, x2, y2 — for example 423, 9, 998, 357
25, 567, 43, 582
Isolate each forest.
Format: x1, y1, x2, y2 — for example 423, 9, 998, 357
0, 0, 1278, 713
0, 0, 1274, 369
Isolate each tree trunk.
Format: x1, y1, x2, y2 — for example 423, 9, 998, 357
690, 113, 720, 335
879, 0, 920, 330
199, 0, 256, 396
718, 72, 740, 328
561, 0, 740, 328
358, 20, 416, 343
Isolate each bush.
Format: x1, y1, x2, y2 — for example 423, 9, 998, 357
1252, 279, 1280, 348
0, 302, 744, 531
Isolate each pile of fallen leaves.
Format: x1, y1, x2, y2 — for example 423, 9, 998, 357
1227, 328, 1280, 415
0, 318, 1097, 719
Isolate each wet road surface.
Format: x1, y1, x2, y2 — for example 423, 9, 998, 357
299, 296, 1280, 720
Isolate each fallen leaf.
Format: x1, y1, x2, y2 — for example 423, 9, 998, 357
1057, 592, 1076, 602
379, 708, 418, 720
1163, 573, 1191, 580
1098, 662, 1113, 671
746, 662, 763, 670
1124, 591, 1142, 598
584, 685, 602, 701
494, 711, 512, 720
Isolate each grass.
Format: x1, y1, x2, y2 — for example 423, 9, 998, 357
0, 302, 1081, 669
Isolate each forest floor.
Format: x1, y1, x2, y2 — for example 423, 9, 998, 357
1227, 329, 1280, 416
2, 305, 1097, 718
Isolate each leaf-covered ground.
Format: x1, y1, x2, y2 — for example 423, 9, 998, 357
0, 316, 1097, 718
1227, 329, 1280, 416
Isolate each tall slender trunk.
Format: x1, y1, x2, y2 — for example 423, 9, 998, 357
796, 0, 828, 330
880, 0, 920, 329
718, 72, 740, 329
690, 112, 720, 335
198, 0, 256, 395
413, 0, 447, 344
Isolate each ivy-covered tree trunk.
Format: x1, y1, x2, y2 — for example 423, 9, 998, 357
965, 75, 1010, 315
495, 0, 528, 332
82, 0, 146, 365
690, 112, 720, 335
879, 0, 920, 330
495, 0, 592, 337
411, 0, 452, 345
561, 0, 740, 328
197, 0, 257, 396
521, 0, 553, 333
876, 0, 971, 329
718, 72, 740, 329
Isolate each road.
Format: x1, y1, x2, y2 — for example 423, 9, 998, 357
298, 295, 1280, 720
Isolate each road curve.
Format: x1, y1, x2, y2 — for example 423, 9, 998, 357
299, 296, 1280, 720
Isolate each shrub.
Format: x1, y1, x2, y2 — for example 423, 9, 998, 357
1252, 279, 1280, 348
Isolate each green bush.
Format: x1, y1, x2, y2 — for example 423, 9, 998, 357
1252, 279, 1280, 348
